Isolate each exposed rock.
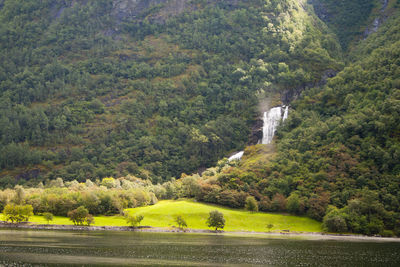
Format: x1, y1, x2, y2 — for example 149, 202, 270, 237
248, 118, 264, 145
281, 69, 337, 104
308, 0, 331, 22
363, 0, 389, 38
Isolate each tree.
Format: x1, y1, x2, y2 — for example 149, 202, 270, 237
68, 206, 89, 225
266, 223, 274, 232
206, 210, 225, 231
286, 193, 301, 214
272, 193, 287, 211
14, 185, 25, 205
322, 206, 347, 233
245, 196, 258, 212
175, 215, 187, 230
3, 204, 33, 223
43, 212, 54, 224
125, 214, 144, 227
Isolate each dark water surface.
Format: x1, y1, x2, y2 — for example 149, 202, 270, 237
0, 229, 399, 266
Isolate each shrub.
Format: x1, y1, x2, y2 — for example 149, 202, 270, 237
3, 204, 33, 223
68, 206, 89, 225
43, 212, 54, 224
125, 214, 144, 227
85, 214, 95, 226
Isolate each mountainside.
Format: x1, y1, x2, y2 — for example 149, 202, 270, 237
187, 0, 400, 236
0, 0, 340, 185
0, 0, 399, 236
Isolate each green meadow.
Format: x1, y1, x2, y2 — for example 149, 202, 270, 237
125, 200, 322, 232
1, 200, 322, 233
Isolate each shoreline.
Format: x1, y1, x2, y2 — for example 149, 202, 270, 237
1, 222, 399, 242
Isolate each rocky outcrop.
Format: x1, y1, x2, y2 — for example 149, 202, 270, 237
248, 118, 264, 145
281, 69, 337, 104
308, 0, 331, 22
363, 0, 389, 38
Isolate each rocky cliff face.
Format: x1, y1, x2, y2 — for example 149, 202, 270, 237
363, 0, 389, 38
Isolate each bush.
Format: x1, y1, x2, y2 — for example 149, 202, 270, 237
43, 212, 54, 224
125, 214, 144, 227
68, 206, 89, 225
85, 214, 95, 226
3, 204, 33, 223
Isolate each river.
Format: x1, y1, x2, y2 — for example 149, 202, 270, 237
0, 229, 399, 266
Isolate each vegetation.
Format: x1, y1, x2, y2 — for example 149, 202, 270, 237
175, 215, 187, 230
125, 214, 144, 227
0, 200, 321, 232
43, 212, 53, 224
310, 0, 376, 48
0, 0, 341, 186
0, 0, 399, 237
0, 177, 158, 217
68, 206, 90, 226
3, 204, 33, 223
245, 196, 259, 212
126, 200, 322, 232
207, 210, 225, 231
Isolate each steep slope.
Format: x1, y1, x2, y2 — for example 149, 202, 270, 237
0, 0, 341, 185
309, 0, 377, 49
196, 4, 400, 236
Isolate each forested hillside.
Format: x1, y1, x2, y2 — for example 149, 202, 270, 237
1, 0, 399, 236
0, 0, 340, 185
184, 0, 400, 236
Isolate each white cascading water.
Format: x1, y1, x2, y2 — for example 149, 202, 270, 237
261, 106, 289, 144
283, 105, 289, 121
228, 151, 244, 161
228, 105, 289, 161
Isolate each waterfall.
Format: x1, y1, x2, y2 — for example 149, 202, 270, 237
228, 105, 289, 161
261, 106, 289, 144
283, 106, 289, 121
228, 151, 244, 161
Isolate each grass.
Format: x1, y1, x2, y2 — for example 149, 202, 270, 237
125, 200, 322, 232
1, 200, 322, 232
0, 214, 127, 227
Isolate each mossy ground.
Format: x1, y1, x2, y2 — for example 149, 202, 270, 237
1, 200, 322, 232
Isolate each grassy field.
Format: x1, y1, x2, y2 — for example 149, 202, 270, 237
1, 200, 322, 232
126, 200, 322, 232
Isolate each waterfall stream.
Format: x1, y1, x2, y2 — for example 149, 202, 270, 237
228, 105, 289, 161
261, 106, 288, 144
228, 151, 244, 161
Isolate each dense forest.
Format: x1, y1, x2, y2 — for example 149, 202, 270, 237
0, 0, 340, 185
185, 0, 400, 236
0, 0, 399, 236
